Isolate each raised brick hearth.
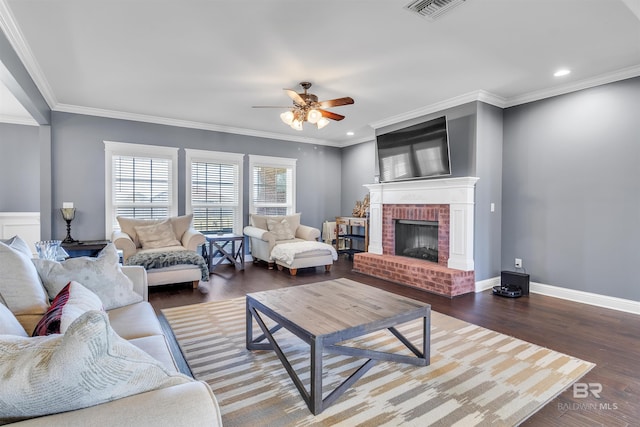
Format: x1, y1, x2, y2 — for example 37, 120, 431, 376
353, 252, 475, 297
354, 177, 479, 297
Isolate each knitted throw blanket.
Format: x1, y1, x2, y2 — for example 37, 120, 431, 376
126, 250, 209, 282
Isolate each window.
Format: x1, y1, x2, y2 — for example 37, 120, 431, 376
249, 155, 296, 215
185, 149, 244, 234
104, 141, 178, 237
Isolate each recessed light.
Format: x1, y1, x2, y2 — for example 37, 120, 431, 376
554, 69, 571, 77
346, 131, 354, 136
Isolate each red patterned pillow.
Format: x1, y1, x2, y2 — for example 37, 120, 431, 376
32, 281, 104, 336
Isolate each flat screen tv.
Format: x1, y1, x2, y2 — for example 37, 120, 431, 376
376, 116, 451, 182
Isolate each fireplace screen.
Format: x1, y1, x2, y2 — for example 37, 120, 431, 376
395, 219, 438, 262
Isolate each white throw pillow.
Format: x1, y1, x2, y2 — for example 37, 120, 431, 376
267, 218, 295, 241
117, 214, 193, 247
32, 243, 142, 310
0, 241, 50, 317
0, 303, 28, 337
0, 310, 192, 423
135, 219, 181, 249
32, 281, 104, 336
0, 235, 32, 257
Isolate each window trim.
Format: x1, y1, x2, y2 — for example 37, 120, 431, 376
104, 141, 178, 238
248, 154, 297, 215
185, 149, 244, 235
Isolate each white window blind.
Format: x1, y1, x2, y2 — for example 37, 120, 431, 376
186, 149, 244, 234
104, 141, 178, 237
249, 155, 296, 215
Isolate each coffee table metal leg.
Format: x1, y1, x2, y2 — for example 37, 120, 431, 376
246, 305, 313, 410
423, 311, 431, 363
310, 339, 323, 414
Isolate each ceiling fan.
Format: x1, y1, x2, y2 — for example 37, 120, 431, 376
253, 82, 354, 130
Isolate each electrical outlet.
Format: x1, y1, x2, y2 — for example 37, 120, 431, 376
515, 258, 522, 268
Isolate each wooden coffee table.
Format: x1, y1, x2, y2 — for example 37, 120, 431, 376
246, 278, 431, 415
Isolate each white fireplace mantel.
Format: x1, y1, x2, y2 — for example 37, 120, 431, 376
364, 176, 479, 271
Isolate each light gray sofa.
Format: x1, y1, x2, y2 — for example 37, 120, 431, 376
1, 262, 222, 426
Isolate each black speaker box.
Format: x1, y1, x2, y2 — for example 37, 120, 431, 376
501, 271, 530, 295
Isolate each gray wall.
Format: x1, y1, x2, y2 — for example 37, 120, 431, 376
340, 140, 375, 216
502, 77, 640, 300
49, 112, 343, 241
0, 123, 40, 211
474, 102, 503, 280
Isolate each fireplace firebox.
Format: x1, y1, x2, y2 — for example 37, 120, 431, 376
395, 219, 438, 263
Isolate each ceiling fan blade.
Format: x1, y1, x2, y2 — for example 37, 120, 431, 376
318, 97, 354, 108
284, 89, 306, 106
252, 106, 291, 108
319, 109, 345, 121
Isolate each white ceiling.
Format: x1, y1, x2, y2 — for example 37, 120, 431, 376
1, 0, 639, 146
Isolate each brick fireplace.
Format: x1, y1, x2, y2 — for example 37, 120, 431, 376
353, 177, 479, 297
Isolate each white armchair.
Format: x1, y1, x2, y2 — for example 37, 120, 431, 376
243, 213, 336, 275
112, 214, 207, 288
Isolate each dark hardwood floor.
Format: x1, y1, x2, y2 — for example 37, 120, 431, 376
149, 256, 640, 427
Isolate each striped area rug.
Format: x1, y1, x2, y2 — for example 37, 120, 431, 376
162, 286, 595, 426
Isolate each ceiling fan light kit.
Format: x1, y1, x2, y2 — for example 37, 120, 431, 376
256, 82, 354, 131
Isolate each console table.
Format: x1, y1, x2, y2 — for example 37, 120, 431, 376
61, 240, 110, 258
335, 216, 368, 258
204, 233, 245, 272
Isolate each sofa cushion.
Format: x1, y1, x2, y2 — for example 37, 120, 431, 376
128, 335, 179, 373
117, 214, 193, 248
0, 241, 50, 317
135, 219, 182, 249
0, 302, 28, 337
267, 217, 296, 240
32, 281, 104, 336
33, 243, 142, 310
108, 301, 164, 340
0, 310, 192, 424
250, 213, 301, 234
0, 235, 32, 257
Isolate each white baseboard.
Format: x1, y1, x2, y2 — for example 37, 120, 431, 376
476, 276, 640, 315
475, 276, 499, 292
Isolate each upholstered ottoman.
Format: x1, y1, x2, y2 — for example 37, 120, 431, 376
270, 241, 338, 276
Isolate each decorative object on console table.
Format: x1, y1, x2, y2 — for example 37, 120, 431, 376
352, 194, 370, 218
335, 216, 368, 258
60, 202, 77, 244
61, 240, 110, 258
35, 240, 68, 261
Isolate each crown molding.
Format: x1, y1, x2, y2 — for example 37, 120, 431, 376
369, 90, 508, 130
369, 65, 640, 131
0, 114, 38, 126
0, 0, 56, 108
339, 134, 376, 148
504, 64, 640, 107
54, 103, 342, 147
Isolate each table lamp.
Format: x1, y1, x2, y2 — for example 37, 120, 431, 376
61, 202, 78, 244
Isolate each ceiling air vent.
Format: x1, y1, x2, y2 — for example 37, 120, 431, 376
404, 0, 468, 21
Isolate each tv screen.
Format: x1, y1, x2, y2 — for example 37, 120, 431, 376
376, 116, 451, 182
